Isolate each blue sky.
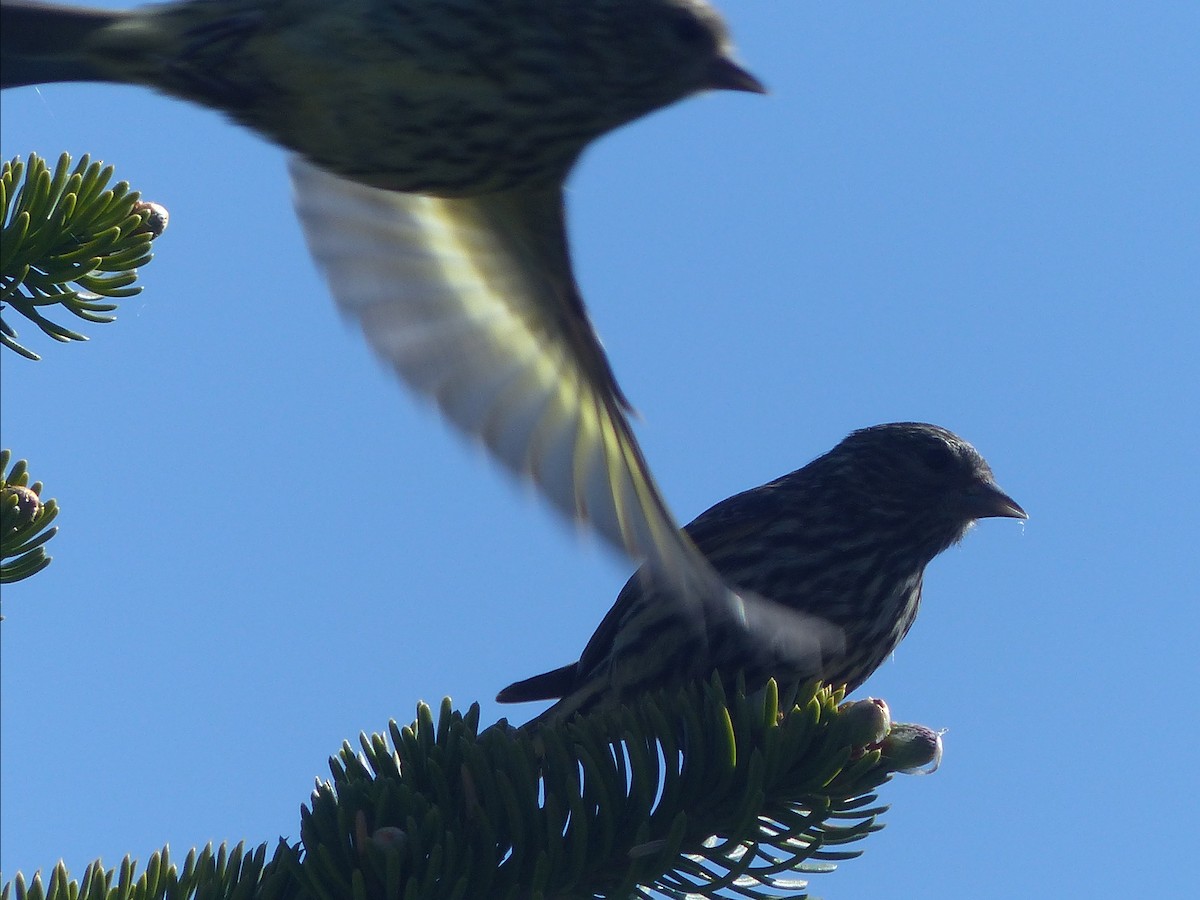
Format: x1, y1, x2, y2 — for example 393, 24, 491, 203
2, 2, 1197, 896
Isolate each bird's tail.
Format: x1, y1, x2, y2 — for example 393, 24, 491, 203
495, 663, 578, 705
1, 0, 125, 89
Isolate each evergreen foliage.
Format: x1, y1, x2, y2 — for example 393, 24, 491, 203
2, 152, 164, 359
2, 682, 940, 900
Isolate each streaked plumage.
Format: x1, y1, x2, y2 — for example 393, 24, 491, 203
498, 423, 1026, 727
1, 0, 763, 581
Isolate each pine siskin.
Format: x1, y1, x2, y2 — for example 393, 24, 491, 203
1, 0, 763, 578
497, 423, 1026, 727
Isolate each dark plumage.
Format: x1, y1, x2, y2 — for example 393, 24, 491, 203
0, 0, 763, 193
498, 422, 1026, 727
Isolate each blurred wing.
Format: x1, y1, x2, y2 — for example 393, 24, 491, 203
289, 159, 844, 679
289, 157, 685, 567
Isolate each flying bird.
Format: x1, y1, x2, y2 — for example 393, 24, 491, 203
497, 422, 1027, 727
1, 0, 765, 586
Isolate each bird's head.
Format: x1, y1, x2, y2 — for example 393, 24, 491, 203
820, 422, 1026, 558
566, 0, 765, 124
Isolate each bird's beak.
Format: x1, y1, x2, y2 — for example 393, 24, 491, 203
970, 482, 1027, 520
708, 57, 768, 94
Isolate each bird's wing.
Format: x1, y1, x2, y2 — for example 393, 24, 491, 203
290, 159, 843, 681
289, 157, 685, 566
568, 484, 846, 699
294, 160, 844, 681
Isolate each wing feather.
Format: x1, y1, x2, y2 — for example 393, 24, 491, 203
290, 157, 679, 565
289, 158, 845, 686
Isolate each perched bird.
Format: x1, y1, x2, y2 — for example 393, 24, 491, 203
497, 422, 1026, 727
0, 0, 764, 579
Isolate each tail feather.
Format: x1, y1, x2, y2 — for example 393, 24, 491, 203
495, 662, 578, 704
1, 0, 123, 88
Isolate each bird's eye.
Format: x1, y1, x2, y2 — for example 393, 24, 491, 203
669, 13, 713, 49
920, 442, 956, 472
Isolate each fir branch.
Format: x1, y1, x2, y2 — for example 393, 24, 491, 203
2, 682, 941, 900
1, 152, 167, 359
1, 450, 58, 584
